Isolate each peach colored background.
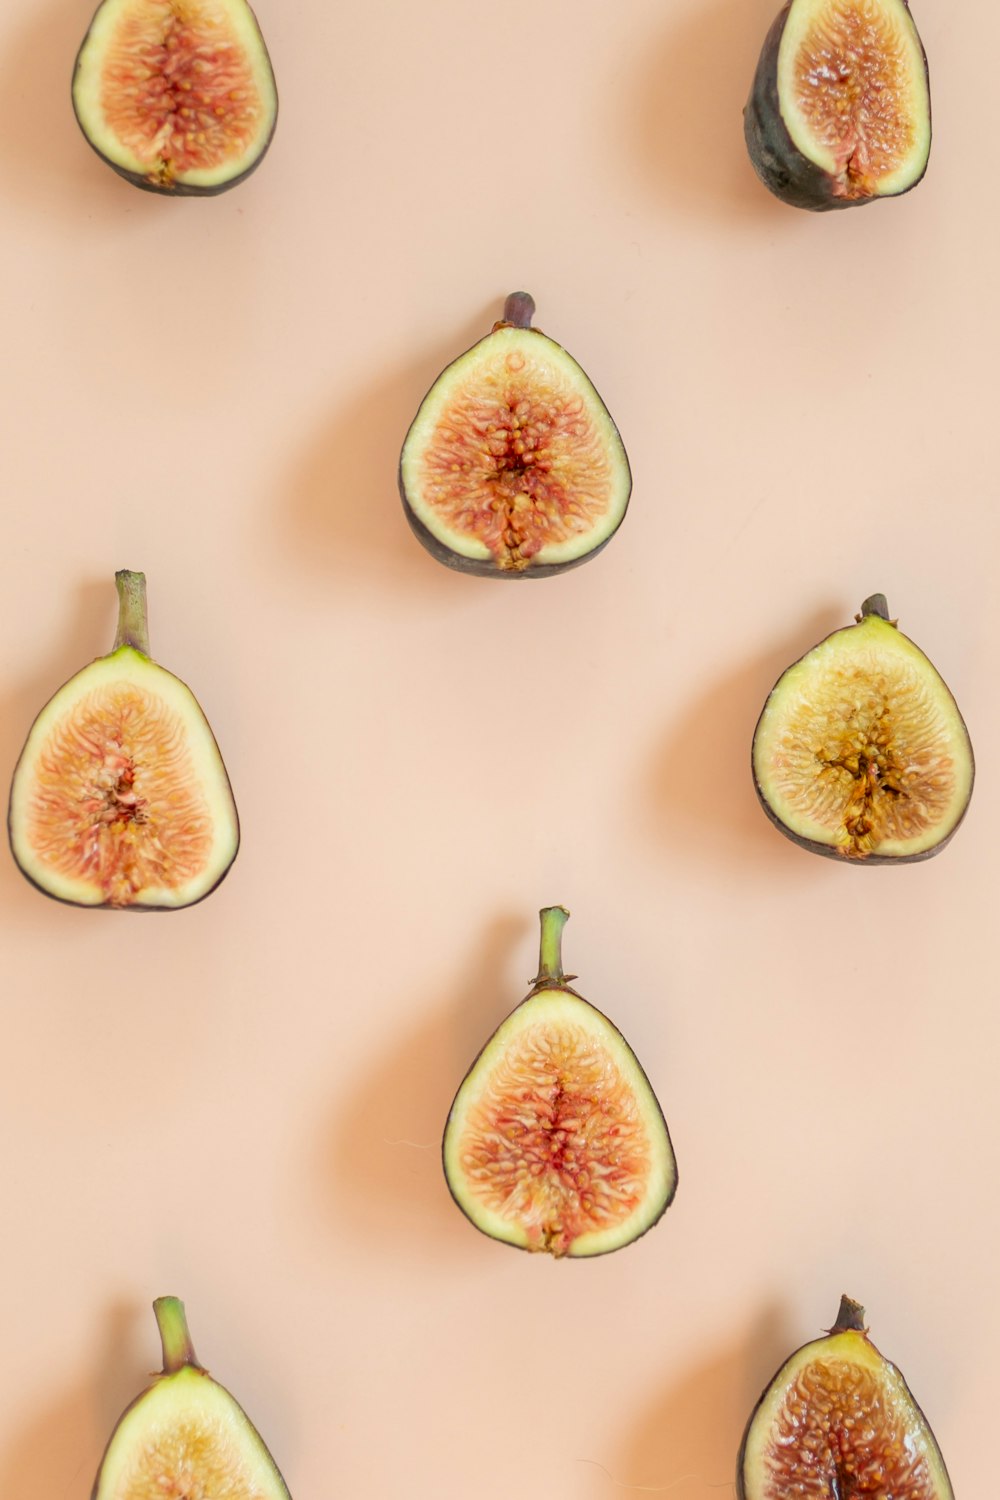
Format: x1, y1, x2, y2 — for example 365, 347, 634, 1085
1, 0, 998, 1495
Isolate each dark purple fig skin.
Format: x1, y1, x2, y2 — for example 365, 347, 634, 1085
751, 596, 974, 866
398, 307, 632, 581
744, 0, 930, 211
71, 0, 278, 198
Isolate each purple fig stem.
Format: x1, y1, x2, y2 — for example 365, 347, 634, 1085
861, 594, 891, 622
503, 292, 535, 329
831, 1295, 868, 1334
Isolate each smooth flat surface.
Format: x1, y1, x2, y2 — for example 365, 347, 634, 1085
0, 1, 997, 1496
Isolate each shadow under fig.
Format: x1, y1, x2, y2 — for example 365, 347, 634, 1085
644, 607, 843, 869
602, 1300, 791, 1497
0, 1299, 149, 1500
625, 0, 792, 224
0, 578, 114, 915
280, 306, 495, 593
321, 912, 528, 1256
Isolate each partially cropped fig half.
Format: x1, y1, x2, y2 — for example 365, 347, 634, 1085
443, 906, 677, 1256
92, 1297, 292, 1500
745, 0, 931, 210
399, 293, 632, 577
752, 595, 973, 863
738, 1296, 954, 1500
8, 571, 239, 909
72, 0, 278, 195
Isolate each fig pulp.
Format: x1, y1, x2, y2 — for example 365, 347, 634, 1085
442, 906, 677, 1256
738, 1296, 954, 1500
745, 0, 931, 210
8, 570, 239, 909
399, 293, 632, 577
91, 1297, 292, 1500
72, 0, 278, 195
752, 595, 973, 863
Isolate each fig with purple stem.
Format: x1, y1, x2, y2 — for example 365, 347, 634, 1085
738, 1296, 954, 1499
72, 0, 278, 195
399, 294, 632, 577
752, 594, 973, 863
745, 0, 931, 210
443, 906, 677, 1256
91, 1297, 292, 1500
8, 570, 239, 909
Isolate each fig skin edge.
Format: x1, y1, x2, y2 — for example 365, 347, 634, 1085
751, 595, 975, 866
398, 294, 633, 579
735, 1296, 956, 1500
744, 0, 931, 212
7, 571, 240, 913
71, 0, 279, 198
441, 906, 678, 1258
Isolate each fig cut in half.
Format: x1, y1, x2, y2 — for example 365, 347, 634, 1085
745, 0, 931, 210
442, 906, 677, 1257
399, 293, 632, 578
92, 1296, 292, 1500
752, 594, 973, 864
738, 1295, 954, 1500
72, 0, 278, 195
8, 570, 239, 909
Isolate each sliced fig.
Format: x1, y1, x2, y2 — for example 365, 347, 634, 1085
752, 595, 973, 863
8, 570, 239, 909
92, 1296, 292, 1500
745, 0, 931, 210
399, 293, 632, 578
442, 906, 677, 1257
72, 0, 278, 195
738, 1296, 954, 1500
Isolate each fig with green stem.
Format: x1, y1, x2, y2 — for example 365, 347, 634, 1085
8, 570, 239, 909
443, 906, 677, 1256
92, 1297, 292, 1500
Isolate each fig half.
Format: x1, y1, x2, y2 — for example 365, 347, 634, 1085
399, 293, 632, 577
92, 1296, 292, 1500
745, 0, 931, 210
442, 906, 677, 1257
738, 1296, 954, 1500
752, 595, 973, 863
8, 570, 239, 909
72, 0, 278, 195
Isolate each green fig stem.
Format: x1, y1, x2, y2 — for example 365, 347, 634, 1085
860, 594, 891, 623
503, 292, 535, 329
113, 570, 150, 656
831, 1295, 868, 1334
154, 1296, 202, 1374
534, 905, 572, 987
